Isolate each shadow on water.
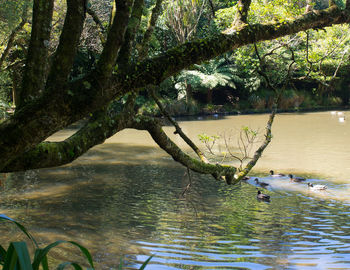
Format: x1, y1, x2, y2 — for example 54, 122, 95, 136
1, 143, 350, 269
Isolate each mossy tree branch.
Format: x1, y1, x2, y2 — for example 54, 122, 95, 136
97, 0, 134, 77
149, 87, 209, 163
131, 116, 237, 183
1, 0, 145, 172
18, 0, 54, 109
1, 5, 350, 171
138, 0, 163, 60
87, 6, 106, 44
116, 6, 350, 90
46, 0, 87, 90
233, 0, 251, 28
1, 99, 136, 173
234, 108, 275, 181
116, 0, 144, 69
0, 17, 27, 70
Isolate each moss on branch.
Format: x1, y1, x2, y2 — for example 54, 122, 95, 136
131, 116, 237, 184
1, 104, 134, 172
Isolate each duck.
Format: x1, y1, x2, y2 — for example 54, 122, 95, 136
307, 183, 327, 190
288, 174, 306, 182
339, 116, 345, 122
257, 190, 270, 201
254, 178, 269, 188
269, 170, 285, 177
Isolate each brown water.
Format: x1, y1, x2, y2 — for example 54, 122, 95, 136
1, 111, 350, 269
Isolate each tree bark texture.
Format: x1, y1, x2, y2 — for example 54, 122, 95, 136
18, 0, 54, 108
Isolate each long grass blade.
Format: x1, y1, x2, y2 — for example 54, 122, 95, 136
118, 257, 123, 270
0, 244, 7, 264
33, 249, 49, 270
32, 240, 94, 270
32, 241, 64, 270
11, 242, 32, 270
2, 243, 18, 270
0, 214, 38, 248
67, 241, 94, 269
138, 255, 153, 270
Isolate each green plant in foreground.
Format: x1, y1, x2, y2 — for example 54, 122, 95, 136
0, 214, 152, 270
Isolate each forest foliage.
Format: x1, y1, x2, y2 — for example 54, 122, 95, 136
0, 0, 349, 117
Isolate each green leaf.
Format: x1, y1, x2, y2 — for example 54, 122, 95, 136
12, 242, 32, 270
32, 241, 94, 270
3, 242, 32, 270
0, 215, 38, 248
138, 255, 153, 270
118, 258, 123, 270
67, 241, 94, 269
118, 257, 123, 270
0, 244, 7, 264
33, 249, 49, 270
2, 243, 17, 270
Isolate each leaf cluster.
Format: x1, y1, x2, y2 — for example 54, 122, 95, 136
0, 214, 152, 270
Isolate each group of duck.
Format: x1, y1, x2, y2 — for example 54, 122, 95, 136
255, 170, 327, 202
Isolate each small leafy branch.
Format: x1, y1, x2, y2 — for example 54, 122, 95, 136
197, 133, 220, 155
198, 126, 261, 170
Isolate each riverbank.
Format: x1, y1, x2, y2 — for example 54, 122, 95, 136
150, 101, 350, 118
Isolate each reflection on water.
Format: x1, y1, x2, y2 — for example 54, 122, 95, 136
1, 111, 350, 269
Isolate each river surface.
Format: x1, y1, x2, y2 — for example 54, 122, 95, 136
1, 111, 350, 269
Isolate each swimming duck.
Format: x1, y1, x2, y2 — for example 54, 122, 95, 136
307, 183, 327, 190
254, 178, 269, 188
288, 174, 306, 182
257, 190, 270, 201
269, 170, 285, 177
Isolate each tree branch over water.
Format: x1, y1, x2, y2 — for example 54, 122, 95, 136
1, 3, 350, 176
